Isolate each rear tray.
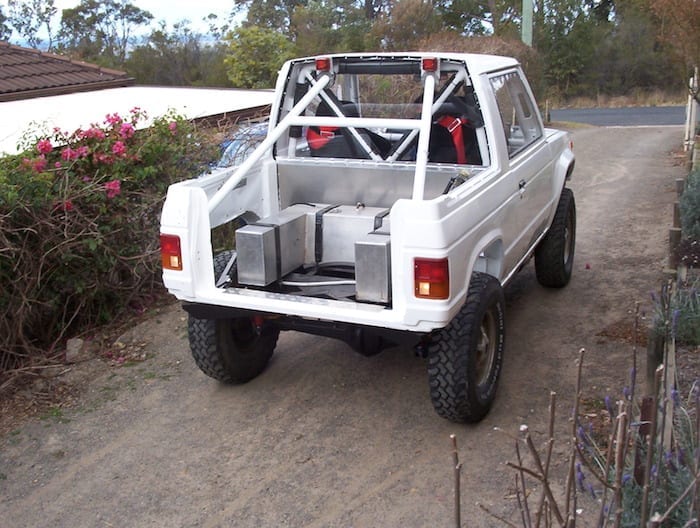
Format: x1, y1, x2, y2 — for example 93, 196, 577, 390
235, 203, 392, 303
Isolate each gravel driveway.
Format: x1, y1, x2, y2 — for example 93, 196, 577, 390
0, 125, 687, 527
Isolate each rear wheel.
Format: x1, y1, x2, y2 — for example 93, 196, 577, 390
188, 251, 279, 383
535, 187, 576, 288
427, 272, 505, 423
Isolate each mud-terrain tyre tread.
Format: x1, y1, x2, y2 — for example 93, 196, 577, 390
188, 251, 279, 384
427, 272, 505, 423
535, 187, 576, 288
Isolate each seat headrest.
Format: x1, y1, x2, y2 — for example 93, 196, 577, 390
316, 99, 360, 118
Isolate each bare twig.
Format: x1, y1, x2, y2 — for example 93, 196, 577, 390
514, 439, 532, 528
641, 366, 664, 527
514, 473, 529, 528
522, 426, 564, 525
535, 392, 556, 528
565, 348, 585, 517
477, 502, 520, 528
450, 434, 462, 528
612, 401, 628, 528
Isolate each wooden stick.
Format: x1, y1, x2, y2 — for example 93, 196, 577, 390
451, 434, 462, 528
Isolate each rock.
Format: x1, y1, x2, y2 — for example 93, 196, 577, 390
65, 338, 85, 363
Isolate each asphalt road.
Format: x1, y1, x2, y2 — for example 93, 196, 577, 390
550, 105, 686, 126
0, 125, 687, 527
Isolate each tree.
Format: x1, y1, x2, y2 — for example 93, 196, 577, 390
224, 25, 295, 88
7, 0, 57, 49
126, 22, 231, 87
646, 0, 700, 89
290, 0, 371, 56
370, 0, 441, 50
0, 6, 12, 40
58, 0, 153, 67
435, 0, 521, 37
230, 0, 308, 34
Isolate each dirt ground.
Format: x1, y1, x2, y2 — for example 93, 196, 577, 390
0, 125, 692, 527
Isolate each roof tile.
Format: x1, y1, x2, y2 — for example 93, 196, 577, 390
0, 41, 134, 101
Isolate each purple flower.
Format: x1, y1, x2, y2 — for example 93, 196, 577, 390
576, 462, 585, 490
605, 395, 614, 416
671, 309, 681, 338
671, 389, 680, 408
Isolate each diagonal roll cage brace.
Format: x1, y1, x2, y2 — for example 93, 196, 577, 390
207, 60, 469, 213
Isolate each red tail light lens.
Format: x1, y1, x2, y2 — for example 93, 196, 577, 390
315, 57, 331, 72
414, 258, 449, 299
160, 234, 182, 271
422, 57, 439, 72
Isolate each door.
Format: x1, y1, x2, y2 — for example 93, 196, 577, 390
489, 70, 553, 275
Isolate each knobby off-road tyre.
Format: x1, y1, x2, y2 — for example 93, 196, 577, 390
188, 251, 279, 384
535, 187, 576, 288
427, 272, 505, 423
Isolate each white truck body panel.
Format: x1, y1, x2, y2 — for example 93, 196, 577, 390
160, 53, 574, 334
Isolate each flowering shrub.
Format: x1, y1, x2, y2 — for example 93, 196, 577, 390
0, 108, 218, 370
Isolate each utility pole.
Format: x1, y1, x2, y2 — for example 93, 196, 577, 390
522, 0, 533, 47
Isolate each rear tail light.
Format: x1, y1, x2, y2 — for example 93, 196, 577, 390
414, 258, 449, 299
315, 57, 332, 72
160, 234, 182, 271
422, 57, 439, 72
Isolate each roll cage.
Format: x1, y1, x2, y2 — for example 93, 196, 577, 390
207, 55, 486, 213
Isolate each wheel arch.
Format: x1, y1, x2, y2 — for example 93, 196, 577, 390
465, 231, 505, 292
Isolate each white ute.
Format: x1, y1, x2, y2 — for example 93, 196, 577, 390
160, 53, 575, 422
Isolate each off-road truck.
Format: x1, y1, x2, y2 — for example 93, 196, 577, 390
160, 53, 575, 422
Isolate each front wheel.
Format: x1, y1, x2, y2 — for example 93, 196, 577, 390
188, 251, 279, 384
427, 272, 505, 423
535, 187, 576, 288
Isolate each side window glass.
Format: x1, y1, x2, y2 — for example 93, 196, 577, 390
489, 72, 543, 158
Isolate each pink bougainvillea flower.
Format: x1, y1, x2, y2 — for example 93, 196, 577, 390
94, 152, 113, 165
61, 147, 77, 161
80, 127, 106, 140
112, 141, 127, 156
104, 179, 121, 199
54, 161, 62, 169
82, 176, 92, 182
33, 156, 47, 172
105, 113, 122, 126
75, 145, 89, 158
168, 121, 177, 135
119, 122, 135, 139
36, 139, 53, 155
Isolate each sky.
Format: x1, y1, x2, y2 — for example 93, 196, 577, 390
49, 1, 235, 34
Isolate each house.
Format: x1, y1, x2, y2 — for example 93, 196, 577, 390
0, 42, 273, 155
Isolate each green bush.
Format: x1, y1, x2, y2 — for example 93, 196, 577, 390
0, 108, 218, 371
679, 167, 700, 241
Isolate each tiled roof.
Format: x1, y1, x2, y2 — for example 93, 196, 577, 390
0, 41, 134, 102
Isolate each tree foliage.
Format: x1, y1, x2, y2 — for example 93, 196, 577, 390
7, 0, 57, 49
224, 25, 295, 88
0, 0, 696, 100
647, 0, 700, 84
0, 6, 11, 40
58, 0, 153, 67
290, 0, 371, 56
126, 23, 231, 87
370, 0, 441, 50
